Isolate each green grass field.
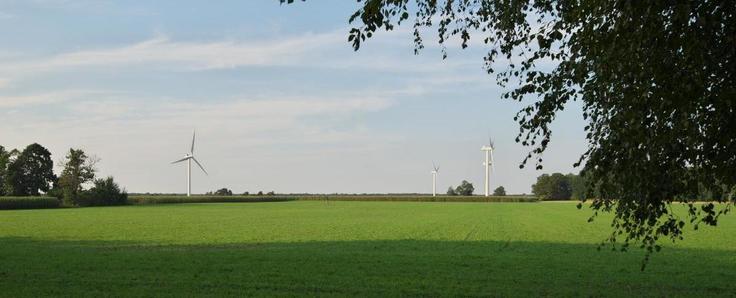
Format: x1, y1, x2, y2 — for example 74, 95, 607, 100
0, 201, 734, 297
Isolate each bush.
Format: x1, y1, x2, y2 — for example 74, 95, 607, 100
76, 177, 128, 206
0, 197, 60, 210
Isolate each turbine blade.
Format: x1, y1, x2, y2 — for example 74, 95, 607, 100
171, 156, 190, 164
491, 151, 496, 172
192, 157, 208, 175
191, 130, 196, 154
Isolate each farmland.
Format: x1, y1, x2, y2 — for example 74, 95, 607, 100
0, 201, 734, 297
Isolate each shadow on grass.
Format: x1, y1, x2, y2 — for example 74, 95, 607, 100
0, 237, 733, 297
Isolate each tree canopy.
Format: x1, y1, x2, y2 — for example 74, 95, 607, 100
493, 186, 506, 196
4, 143, 56, 196
455, 180, 475, 196
532, 173, 572, 200
281, 0, 736, 264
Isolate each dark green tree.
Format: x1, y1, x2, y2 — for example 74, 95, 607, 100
58, 149, 97, 206
493, 186, 506, 196
532, 173, 572, 200
214, 188, 233, 196
5, 144, 56, 196
281, 0, 736, 263
77, 176, 128, 206
455, 180, 475, 196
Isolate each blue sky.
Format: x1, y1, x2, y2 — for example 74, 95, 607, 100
0, 0, 587, 194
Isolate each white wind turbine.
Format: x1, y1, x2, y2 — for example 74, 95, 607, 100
171, 130, 208, 196
431, 162, 440, 197
481, 138, 495, 196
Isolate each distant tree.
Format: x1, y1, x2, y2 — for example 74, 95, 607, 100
567, 173, 589, 200
58, 149, 97, 206
77, 177, 128, 206
242, 191, 250, 196
533, 173, 572, 200
257, 191, 263, 196
493, 186, 506, 196
446, 187, 457, 196
214, 188, 233, 196
266, 191, 275, 196
5, 144, 56, 196
455, 180, 474, 196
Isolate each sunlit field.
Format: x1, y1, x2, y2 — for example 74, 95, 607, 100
1, 201, 733, 297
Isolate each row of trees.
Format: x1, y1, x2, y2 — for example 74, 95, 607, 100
0, 143, 126, 206
447, 181, 507, 196
206, 188, 276, 196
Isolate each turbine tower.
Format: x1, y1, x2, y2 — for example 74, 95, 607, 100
171, 130, 208, 196
431, 162, 440, 197
481, 138, 495, 196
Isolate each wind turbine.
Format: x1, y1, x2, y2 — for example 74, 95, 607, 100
171, 130, 208, 196
481, 138, 495, 196
431, 162, 440, 197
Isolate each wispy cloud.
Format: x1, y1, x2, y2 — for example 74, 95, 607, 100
0, 89, 105, 108
4, 31, 345, 74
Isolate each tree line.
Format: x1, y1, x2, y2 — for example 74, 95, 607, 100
0, 143, 126, 206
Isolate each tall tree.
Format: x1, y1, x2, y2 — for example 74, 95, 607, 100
5, 144, 56, 196
2, 149, 21, 195
0, 146, 9, 196
282, 0, 736, 263
58, 149, 97, 206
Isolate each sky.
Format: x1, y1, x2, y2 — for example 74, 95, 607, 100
0, 0, 587, 195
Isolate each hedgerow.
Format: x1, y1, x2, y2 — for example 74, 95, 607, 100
129, 195, 296, 205
0, 197, 60, 210
128, 195, 538, 205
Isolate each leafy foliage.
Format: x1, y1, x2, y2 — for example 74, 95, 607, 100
58, 149, 97, 206
4, 144, 56, 196
455, 180, 475, 196
0, 146, 9, 196
493, 186, 506, 196
532, 173, 572, 200
76, 177, 128, 207
213, 188, 233, 196
281, 0, 736, 265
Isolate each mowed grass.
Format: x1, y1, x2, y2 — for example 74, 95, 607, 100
0, 201, 734, 297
